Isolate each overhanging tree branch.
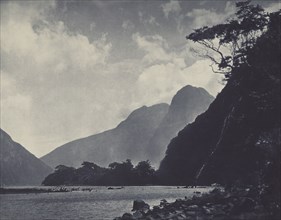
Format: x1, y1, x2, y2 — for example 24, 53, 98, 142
186, 0, 269, 79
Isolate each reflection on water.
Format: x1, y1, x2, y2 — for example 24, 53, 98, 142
0, 186, 211, 220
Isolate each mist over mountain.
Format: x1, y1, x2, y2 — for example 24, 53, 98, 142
41, 85, 214, 169
41, 104, 169, 168
0, 129, 52, 186
147, 85, 214, 166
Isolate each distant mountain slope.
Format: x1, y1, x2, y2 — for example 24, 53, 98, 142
158, 14, 280, 188
147, 85, 214, 166
0, 129, 52, 186
41, 104, 169, 168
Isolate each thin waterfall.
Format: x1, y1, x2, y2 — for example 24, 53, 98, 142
195, 100, 239, 183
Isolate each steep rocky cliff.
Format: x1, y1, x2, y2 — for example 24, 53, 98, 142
159, 13, 280, 192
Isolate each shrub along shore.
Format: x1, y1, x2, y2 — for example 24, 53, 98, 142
0, 187, 71, 194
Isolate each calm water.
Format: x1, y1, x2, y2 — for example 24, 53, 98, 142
0, 186, 211, 220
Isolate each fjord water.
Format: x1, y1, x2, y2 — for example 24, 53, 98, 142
0, 186, 210, 220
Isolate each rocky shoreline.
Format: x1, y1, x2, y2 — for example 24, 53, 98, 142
115, 186, 280, 220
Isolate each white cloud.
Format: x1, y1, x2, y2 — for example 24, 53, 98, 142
186, 2, 235, 28
175, 14, 186, 34
0, 70, 34, 151
182, 60, 224, 94
132, 33, 171, 64
264, 2, 280, 13
138, 11, 144, 22
132, 32, 196, 67
135, 63, 186, 106
1, 1, 225, 157
139, 14, 160, 26
90, 22, 96, 31
2, 15, 111, 70
135, 60, 223, 107
132, 33, 223, 106
161, 0, 181, 18
147, 16, 160, 26
122, 20, 135, 30
0, 2, 120, 156
161, 1, 186, 34
137, 58, 223, 105
1, 1, 56, 22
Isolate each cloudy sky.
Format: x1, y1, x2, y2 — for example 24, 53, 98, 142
1, 0, 279, 157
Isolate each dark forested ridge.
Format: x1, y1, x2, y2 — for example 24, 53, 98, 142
0, 129, 52, 186
158, 11, 280, 193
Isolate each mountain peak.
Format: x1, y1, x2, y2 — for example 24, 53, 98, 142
171, 85, 214, 108
41, 103, 169, 168
146, 86, 214, 167
41, 86, 213, 168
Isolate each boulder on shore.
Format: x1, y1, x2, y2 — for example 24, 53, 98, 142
132, 199, 150, 211
115, 186, 280, 220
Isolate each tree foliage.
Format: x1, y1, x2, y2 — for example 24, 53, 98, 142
44, 165, 76, 186
81, 161, 98, 169
134, 160, 155, 185
187, 0, 269, 78
42, 159, 156, 186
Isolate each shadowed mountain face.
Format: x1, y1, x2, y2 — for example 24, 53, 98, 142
41, 104, 169, 168
41, 86, 214, 169
147, 86, 214, 167
0, 129, 52, 186
158, 15, 280, 189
